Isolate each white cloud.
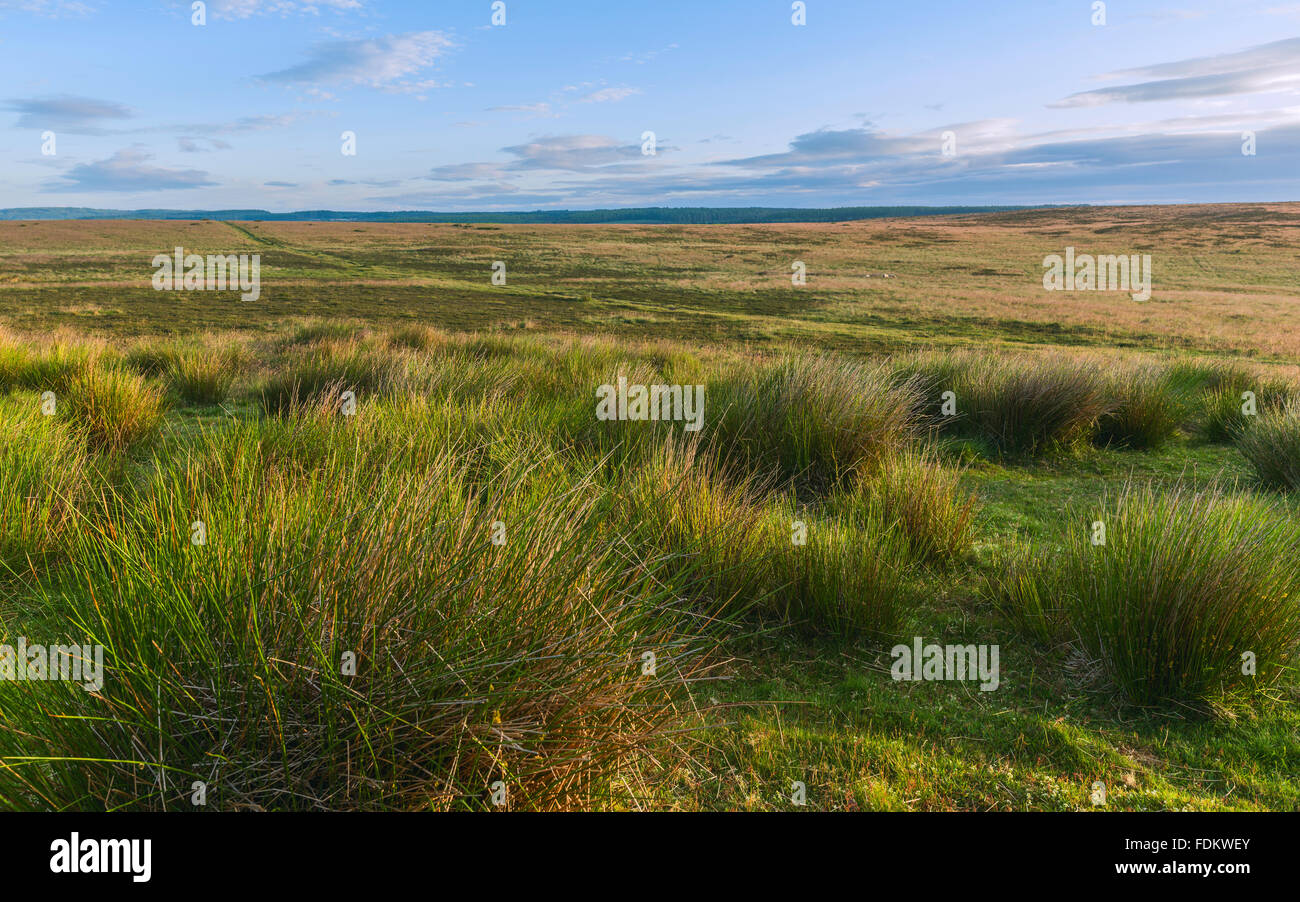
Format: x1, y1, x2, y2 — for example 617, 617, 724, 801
500, 134, 648, 172
0, 1, 94, 16
1056, 37, 1300, 106
486, 102, 554, 116
209, 0, 363, 19
579, 86, 641, 103
3, 94, 132, 133
46, 146, 216, 192
259, 31, 453, 91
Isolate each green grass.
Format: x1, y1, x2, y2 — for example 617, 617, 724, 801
926, 353, 1113, 457
0, 396, 89, 576
1095, 364, 1183, 450
833, 448, 977, 565
710, 354, 923, 487
58, 363, 166, 454
2, 208, 1300, 812
990, 483, 1300, 706
1, 407, 724, 810
1235, 399, 1300, 491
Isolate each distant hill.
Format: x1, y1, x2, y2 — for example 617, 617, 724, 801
0, 205, 1048, 224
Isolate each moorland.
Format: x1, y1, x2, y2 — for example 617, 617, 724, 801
1, 202, 1298, 810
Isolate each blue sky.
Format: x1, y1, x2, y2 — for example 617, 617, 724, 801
1, 0, 1298, 210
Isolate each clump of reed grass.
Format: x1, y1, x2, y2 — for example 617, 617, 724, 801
628, 436, 915, 636
386, 323, 446, 351
0, 397, 89, 573
0, 340, 94, 395
901, 352, 1112, 457
832, 448, 977, 564
967, 356, 1111, 456
991, 484, 1300, 706
1200, 384, 1260, 443
1235, 399, 1300, 491
710, 353, 923, 487
122, 342, 183, 379
60, 364, 166, 453
165, 350, 236, 405
0, 429, 721, 810
1170, 360, 1295, 443
625, 435, 770, 608
590, 357, 928, 635
260, 343, 399, 416
1094, 364, 1183, 450
762, 514, 913, 637
984, 546, 1066, 646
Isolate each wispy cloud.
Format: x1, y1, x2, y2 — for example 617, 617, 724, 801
4, 94, 132, 133
426, 134, 658, 187
177, 136, 231, 152
1054, 37, 1300, 106
499, 134, 651, 172
0, 1, 94, 17
45, 146, 216, 192
178, 111, 328, 136
579, 86, 641, 103
258, 31, 453, 91
619, 43, 678, 64
485, 102, 555, 117
428, 162, 510, 181
326, 177, 402, 187
208, 0, 362, 19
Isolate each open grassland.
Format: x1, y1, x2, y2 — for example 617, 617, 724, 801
3, 203, 1300, 363
1, 204, 1298, 810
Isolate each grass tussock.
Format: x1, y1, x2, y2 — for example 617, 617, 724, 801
1095, 364, 1183, 450
0, 397, 89, 574
711, 354, 923, 486
59, 364, 166, 454
0, 339, 94, 395
259, 343, 399, 416
903, 352, 1112, 457
1172, 360, 1296, 443
628, 436, 912, 636
0, 429, 720, 811
165, 349, 236, 405
1235, 399, 1300, 491
122, 342, 183, 379
764, 514, 912, 637
834, 448, 977, 564
387, 323, 447, 351
991, 484, 1300, 706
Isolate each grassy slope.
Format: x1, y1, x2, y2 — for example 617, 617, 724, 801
1, 204, 1297, 810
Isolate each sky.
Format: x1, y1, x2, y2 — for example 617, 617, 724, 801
0, 0, 1298, 211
